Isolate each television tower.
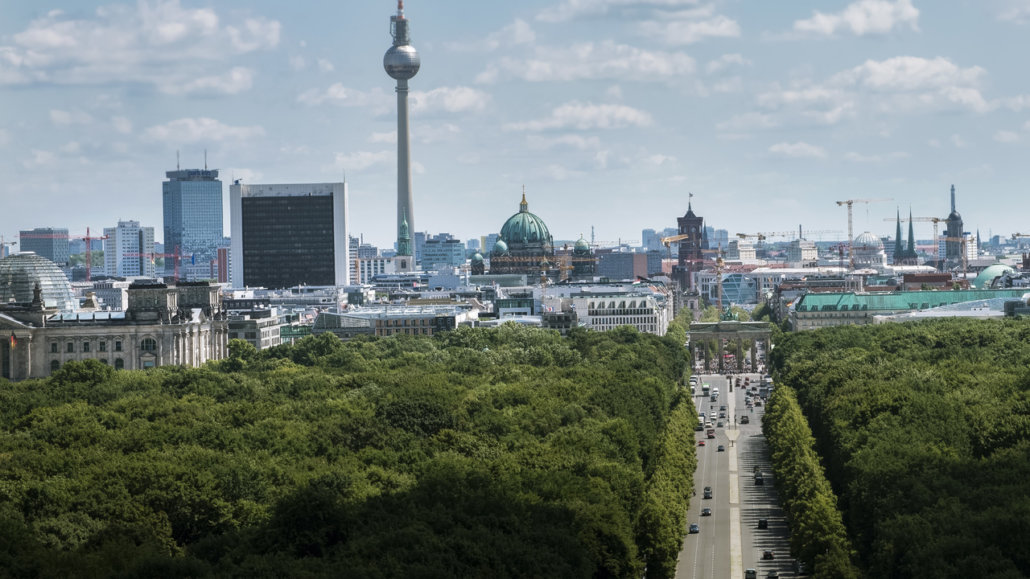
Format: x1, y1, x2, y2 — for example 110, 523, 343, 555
384, 1, 420, 270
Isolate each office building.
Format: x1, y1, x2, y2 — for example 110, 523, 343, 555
422, 234, 465, 269
163, 168, 223, 280
19, 228, 70, 266
229, 181, 349, 289
104, 220, 155, 278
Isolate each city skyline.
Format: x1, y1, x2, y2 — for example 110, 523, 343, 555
2, 0, 1030, 250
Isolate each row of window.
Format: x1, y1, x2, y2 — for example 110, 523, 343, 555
51, 358, 124, 371
379, 328, 432, 336
49, 338, 157, 354
377, 318, 432, 327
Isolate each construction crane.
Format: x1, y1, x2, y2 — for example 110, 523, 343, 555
19, 227, 109, 281
124, 245, 189, 282
835, 198, 892, 270
0, 235, 15, 258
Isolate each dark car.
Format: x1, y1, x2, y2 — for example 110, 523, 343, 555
762, 550, 775, 560
717, 445, 725, 452
689, 523, 700, 534
755, 476, 764, 486
703, 486, 712, 499
757, 518, 768, 529
745, 569, 757, 579
767, 571, 780, 579
701, 507, 712, 516
740, 415, 750, 424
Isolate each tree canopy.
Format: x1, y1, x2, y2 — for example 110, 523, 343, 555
0, 323, 697, 578
770, 319, 1030, 578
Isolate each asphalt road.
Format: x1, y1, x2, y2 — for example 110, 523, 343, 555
675, 373, 801, 579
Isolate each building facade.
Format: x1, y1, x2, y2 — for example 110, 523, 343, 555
0, 281, 227, 380
489, 193, 555, 278
19, 228, 70, 266
230, 181, 349, 289
422, 237, 465, 269
163, 168, 223, 280
103, 220, 156, 278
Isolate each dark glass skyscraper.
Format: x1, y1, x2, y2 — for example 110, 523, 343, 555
19, 228, 70, 266
229, 182, 349, 289
163, 169, 223, 280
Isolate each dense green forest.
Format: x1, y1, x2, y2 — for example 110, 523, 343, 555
770, 319, 1030, 578
0, 323, 695, 578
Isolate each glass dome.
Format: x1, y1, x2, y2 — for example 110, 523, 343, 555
0, 252, 76, 312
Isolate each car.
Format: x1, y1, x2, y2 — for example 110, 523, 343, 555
719, 405, 727, 411
757, 519, 768, 529
718, 411, 726, 419
740, 415, 750, 424
694, 424, 703, 431
767, 571, 779, 579
717, 445, 725, 452
755, 476, 764, 486
793, 560, 809, 575
688, 523, 700, 534
754, 400, 762, 407
698, 440, 706, 446
745, 569, 757, 579
701, 507, 712, 516
703, 486, 712, 499
762, 550, 775, 560
716, 421, 724, 427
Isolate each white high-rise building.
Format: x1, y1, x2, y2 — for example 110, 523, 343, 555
104, 220, 155, 278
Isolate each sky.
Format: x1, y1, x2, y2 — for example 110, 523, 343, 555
2, 0, 1030, 251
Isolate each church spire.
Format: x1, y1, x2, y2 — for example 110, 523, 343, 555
519, 185, 528, 212
894, 208, 904, 262
906, 207, 916, 256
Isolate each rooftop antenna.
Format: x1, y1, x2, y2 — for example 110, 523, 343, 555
204, 149, 208, 170
176, 150, 180, 171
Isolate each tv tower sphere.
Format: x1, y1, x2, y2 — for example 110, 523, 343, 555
384, 3, 420, 80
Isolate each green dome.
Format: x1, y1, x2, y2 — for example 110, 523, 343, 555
499, 194, 552, 248
491, 240, 508, 255
574, 237, 590, 255
471, 252, 484, 263
972, 264, 1015, 289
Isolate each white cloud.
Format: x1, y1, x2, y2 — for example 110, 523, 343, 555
50, 109, 93, 126
289, 56, 306, 71
111, 116, 132, 134
446, 18, 536, 52
328, 150, 392, 172
843, 151, 909, 162
998, 2, 1030, 23
369, 132, 396, 144
794, 0, 919, 36
317, 58, 334, 73
768, 141, 827, 159
707, 53, 751, 74
994, 130, 1020, 143
832, 56, 983, 92
503, 102, 653, 131
410, 87, 490, 114
476, 40, 695, 83
416, 123, 463, 145
143, 117, 265, 143
0, 1, 278, 92
537, 0, 703, 23
949, 134, 967, 148
22, 149, 57, 168
297, 84, 387, 108
526, 134, 603, 150
716, 112, 779, 133
161, 67, 254, 96
637, 15, 741, 45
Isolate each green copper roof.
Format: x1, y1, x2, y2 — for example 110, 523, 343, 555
499, 194, 552, 248
796, 289, 1030, 312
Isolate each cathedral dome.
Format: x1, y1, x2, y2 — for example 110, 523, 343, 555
0, 252, 76, 312
853, 231, 883, 250
491, 240, 508, 256
972, 264, 1015, 289
471, 252, 484, 263
499, 194, 552, 249
574, 236, 590, 255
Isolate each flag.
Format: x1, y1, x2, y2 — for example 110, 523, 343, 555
8, 333, 15, 349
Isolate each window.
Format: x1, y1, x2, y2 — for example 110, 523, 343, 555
50, 360, 60, 373
83, 342, 90, 353
141, 338, 157, 352
99, 341, 107, 352
114, 358, 124, 370
66, 342, 74, 353
50, 343, 58, 353
115, 341, 122, 352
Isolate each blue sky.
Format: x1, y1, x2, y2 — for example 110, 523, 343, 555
2, 0, 1029, 250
